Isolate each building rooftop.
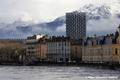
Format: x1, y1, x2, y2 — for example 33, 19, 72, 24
48, 36, 71, 42
84, 31, 119, 47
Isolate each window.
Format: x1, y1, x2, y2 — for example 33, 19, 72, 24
75, 47, 77, 49
28, 51, 30, 54
59, 43, 61, 46
60, 58, 63, 62
65, 43, 66, 46
68, 43, 69, 46
0, 56, 2, 60
115, 48, 118, 55
76, 51, 77, 53
76, 55, 77, 57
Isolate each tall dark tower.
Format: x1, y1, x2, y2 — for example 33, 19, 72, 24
66, 11, 86, 39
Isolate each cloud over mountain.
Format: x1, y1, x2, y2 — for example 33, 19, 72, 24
0, 0, 120, 38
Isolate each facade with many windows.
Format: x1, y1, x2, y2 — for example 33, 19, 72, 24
26, 34, 50, 61
66, 11, 86, 39
82, 31, 120, 64
70, 39, 83, 62
46, 36, 71, 62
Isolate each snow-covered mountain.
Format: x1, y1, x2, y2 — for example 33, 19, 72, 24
0, 2, 120, 38
80, 4, 120, 20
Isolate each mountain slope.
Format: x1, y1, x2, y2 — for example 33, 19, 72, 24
0, 2, 120, 38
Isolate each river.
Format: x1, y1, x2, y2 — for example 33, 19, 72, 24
0, 66, 120, 80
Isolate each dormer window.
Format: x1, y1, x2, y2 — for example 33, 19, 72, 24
115, 48, 118, 55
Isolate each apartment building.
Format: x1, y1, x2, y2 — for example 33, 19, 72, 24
82, 31, 119, 64
26, 34, 50, 61
70, 39, 83, 62
46, 36, 71, 62
38, 38, 49, 61
66, 11, 86, 39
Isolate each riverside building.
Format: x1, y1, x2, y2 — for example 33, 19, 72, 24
46, 36, 71, 62
26, 34, 50, 61
37, 38, 49, 61
70, 39, 83, 62
82, 30, 120, 64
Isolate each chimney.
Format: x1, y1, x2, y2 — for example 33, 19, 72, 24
106, 34, 109, 36
110, 37, 112, 44
94, 34, 97, 38
110, 33, 114, 36
98, 39, 100, 45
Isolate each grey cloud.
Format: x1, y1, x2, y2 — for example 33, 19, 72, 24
0, 0, 117, 23
55, 24, 66, 32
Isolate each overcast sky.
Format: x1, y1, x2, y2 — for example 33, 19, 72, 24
0, 0, 117, 23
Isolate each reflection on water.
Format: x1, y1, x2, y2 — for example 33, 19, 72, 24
0, 66, 120, 80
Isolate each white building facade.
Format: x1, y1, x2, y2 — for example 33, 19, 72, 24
46, 37, 71, 62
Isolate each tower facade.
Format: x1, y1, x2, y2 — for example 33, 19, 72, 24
66, 11, 86, 39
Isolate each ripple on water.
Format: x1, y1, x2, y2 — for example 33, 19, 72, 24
0, 66, 120, 80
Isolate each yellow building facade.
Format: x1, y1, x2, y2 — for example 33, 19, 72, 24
113, 44, 119, 63
82, 31, 120, 64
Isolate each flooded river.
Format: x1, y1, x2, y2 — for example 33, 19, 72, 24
0, 66, 120, 80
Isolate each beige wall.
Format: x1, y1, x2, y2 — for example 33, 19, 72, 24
102, 45, 113, 62
82, 44, 119, 63
82, 45, 102, 62
113, 44, 119, 63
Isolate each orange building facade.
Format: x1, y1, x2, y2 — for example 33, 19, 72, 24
38, 39, 48, 61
